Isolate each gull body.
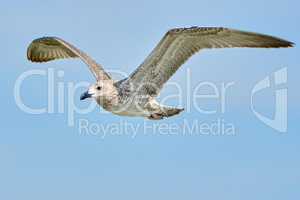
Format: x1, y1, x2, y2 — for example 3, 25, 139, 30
27, 27, 293, 119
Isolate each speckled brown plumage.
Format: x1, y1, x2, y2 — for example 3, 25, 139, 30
125, 27, 293, 97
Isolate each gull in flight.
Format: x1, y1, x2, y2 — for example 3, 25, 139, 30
27, 27, 293, 119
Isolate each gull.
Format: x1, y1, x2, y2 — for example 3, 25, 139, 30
27, 27, 293, 119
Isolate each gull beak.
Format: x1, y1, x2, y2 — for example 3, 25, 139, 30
80, 91, 92, 100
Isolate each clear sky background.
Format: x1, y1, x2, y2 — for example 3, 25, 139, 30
1, 0, 299, 200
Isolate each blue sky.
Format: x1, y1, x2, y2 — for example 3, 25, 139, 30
1, 0, 299, 200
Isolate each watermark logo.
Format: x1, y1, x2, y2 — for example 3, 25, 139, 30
13, 66, 288, 136
251, 68, 287, 132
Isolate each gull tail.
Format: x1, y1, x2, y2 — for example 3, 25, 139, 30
148, 106, 184, 120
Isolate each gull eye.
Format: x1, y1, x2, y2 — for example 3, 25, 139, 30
96, 86, 101, 90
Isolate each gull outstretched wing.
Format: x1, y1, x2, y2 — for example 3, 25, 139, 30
125, 27, 293, 97
27, 37, 111, 80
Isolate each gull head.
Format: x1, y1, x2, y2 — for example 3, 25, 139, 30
80, 80, 116, 101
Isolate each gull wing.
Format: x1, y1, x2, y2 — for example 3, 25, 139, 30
27, 37, 111, 80
125, 27, 293, 97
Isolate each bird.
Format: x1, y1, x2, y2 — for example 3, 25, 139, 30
27, 27, 294, 120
